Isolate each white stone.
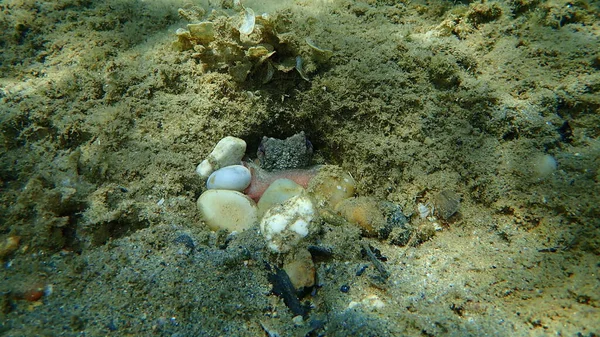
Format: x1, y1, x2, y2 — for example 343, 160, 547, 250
257, 178, 305, 217
206, 165, 251, 191
196, 136, 246, 179
197, 190, 258, 232
260, 194, 317, 253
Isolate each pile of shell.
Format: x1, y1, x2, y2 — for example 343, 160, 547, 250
174, 4, 332, 83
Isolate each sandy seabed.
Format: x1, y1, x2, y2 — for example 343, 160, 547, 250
0, 0, 599, 336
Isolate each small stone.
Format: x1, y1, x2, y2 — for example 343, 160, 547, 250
433, 190, 460, 220
308, 166, 356, 209
257, 178, 305, 217
206, 165, 251, 191
305, 37, 333, 63
283, 248, 315, 290
197, 190, 258, 232
0, 236, 20, 259
173, 234, 195, 251
335, 197, 408, 239
244, 163, 320, 202
257, 132, 313, 171
260, 194, 318, 253
196, 136, 246, 179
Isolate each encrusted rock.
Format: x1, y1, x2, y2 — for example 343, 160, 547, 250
260, 194, 318, 253
258, 132, 313, 171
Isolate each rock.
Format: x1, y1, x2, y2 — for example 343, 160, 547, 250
197, 190, 258, 232
206, 165, 251, 191
260, 194, 318, 253
257, 178, 305, 217
283, 248, 315, 290
257, 132, 313, 171
196, 136, 246, 179
308, 165, 356, 209
335, 197, 408, 239
432, 190, 460, 220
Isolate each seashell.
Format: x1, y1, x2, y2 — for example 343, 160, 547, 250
275, 57, 297, 72
263, 61, 274, 84
417, 203, 431, 219
295, 56, 310, 81
432, 190, 460, 220
206, 165, 251, 191
305, 37, 333, 62
187, 22, 215, 44
239, 7, 256, 35
246, 45, 270, 58
175, 28, 190, 36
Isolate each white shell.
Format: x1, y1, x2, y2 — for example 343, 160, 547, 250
239, 7, 255, 35
206, 165, 251, 191
196, 136, 246, 179
197, 190, 258, 232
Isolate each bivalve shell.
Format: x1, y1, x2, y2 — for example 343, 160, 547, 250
187, 22, 215, 44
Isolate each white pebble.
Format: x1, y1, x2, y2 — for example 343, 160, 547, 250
197, 190, 258, 232
206, 165, 251, 191
196, 136, 246, 179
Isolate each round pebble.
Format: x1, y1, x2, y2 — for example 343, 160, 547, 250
257, 178, 305, 216
206, 165, 251, 191
197, 190, 258, 232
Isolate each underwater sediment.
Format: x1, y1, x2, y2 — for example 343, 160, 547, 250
0, 0, 599, 336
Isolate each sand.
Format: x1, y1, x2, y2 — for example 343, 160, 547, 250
0, 0, 598, 335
